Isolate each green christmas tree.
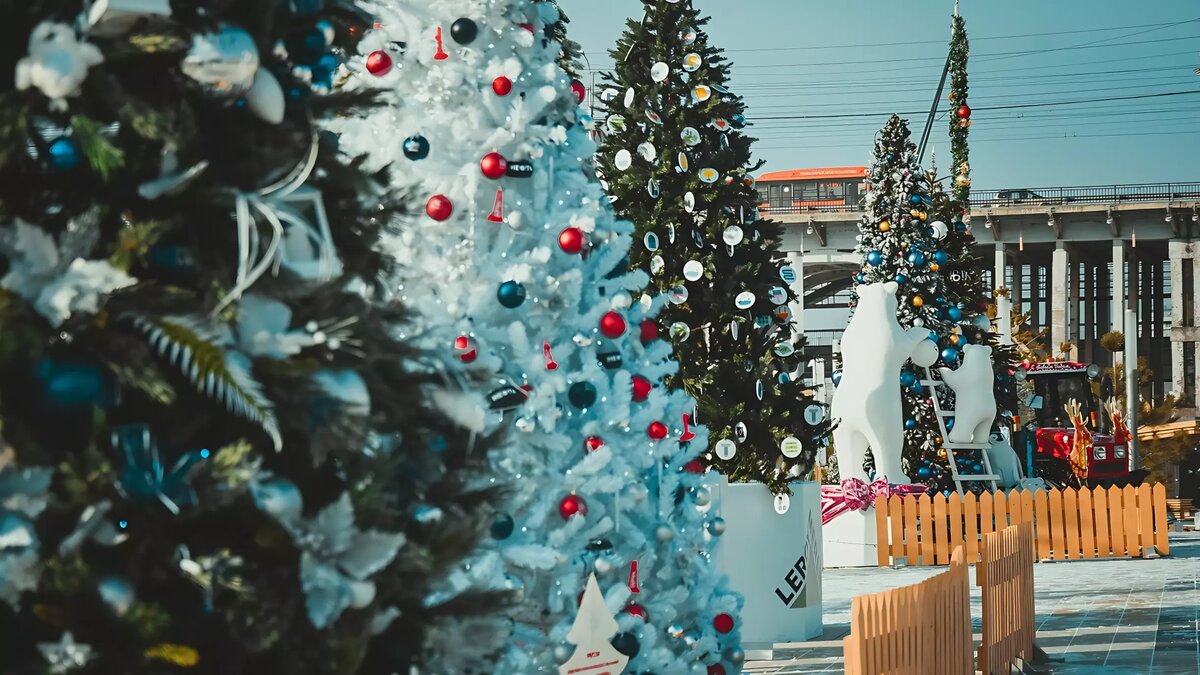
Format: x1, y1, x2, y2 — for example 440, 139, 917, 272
851, 115, 957, 485
596, 0, 831, 495
0, 2, 503, 673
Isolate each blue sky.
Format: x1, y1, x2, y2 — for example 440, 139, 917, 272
560, 0, 1200, 190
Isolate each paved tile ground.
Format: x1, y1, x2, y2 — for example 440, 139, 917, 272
744, 532, 1200, 674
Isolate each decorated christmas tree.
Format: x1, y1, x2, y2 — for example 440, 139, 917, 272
850, 115, 958, 485
0, 2, 504, 673
339, 1, 744, 673
929, 12, 1019, 437
595, 0, 832, 496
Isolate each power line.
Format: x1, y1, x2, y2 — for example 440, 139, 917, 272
581, 17, 1200, 55
749, 89, 1200, 121
755, 129, 1200, 152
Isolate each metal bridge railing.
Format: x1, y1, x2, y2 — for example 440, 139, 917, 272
761, 182, 1200, 215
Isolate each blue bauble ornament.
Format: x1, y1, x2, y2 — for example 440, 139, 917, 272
36, 358, 113, 408
831, 370, 843, 386
490, 513, 515, 539
933, 251, 950, 265
909, 195, 922, 205
946, 418, 955, 430
899, 370, 917, 386
909, 382, 923, 393
497, 280, 527, 308
894, 273, 907, 284
906, 251, 926, 266
904, 418, 917, 430
854, 273, 866, 283
974, 315, 991, 330
48, 138, 81, 171
866, 250, 883, 266
955, 221, 967, 232
568, 381, 598, 408
403, 135, 431, 160
940, 347, 960, 364
948, 307, 963, 321
886, 153, 894, 161
972, 462, 984, 472
917, 466, 932, 478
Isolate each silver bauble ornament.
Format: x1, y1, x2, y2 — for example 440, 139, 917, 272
594, 557, 614, 574
553, 642, 573, 664
655, 524, 675, 542
182, 25, 260, 97
725, 647, 746, 664
694, 486, 712, 506
707, 517, 727, 536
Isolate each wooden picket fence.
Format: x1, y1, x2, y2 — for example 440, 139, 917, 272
978, 523, 1036, 674
874, 484, 1170, 566
843, 547, 974, 675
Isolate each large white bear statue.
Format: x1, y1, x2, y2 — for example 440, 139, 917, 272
831, 282, 938, 483
938, 343, 997, 445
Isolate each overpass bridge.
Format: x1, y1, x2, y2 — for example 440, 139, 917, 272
774, 182, 1200, 416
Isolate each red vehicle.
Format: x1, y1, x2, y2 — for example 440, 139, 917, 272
1014, 361, 1133, 487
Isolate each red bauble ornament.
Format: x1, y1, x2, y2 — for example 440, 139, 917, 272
518, 23, 534, 32
599, 311, 627, 338
454, 335, 477, 363
625, 604, 649, 621
492, 76, 513, 96
558, 227, 585, 254
639, 320, 658, 343
559, 494, 587, 520
957, 104, 971, 119
365, 50, 393, 76
683, 459, 705, 474
632, 375, 652, 402
480, 152, 508, 179
713, 613, 735, 634
584, 436, 605, 453
708, 665, 727, 675
648, 421, 668, 440
571, 79, 587, 104
426, 194, 453, 221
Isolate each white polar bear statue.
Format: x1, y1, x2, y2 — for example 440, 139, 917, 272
831, 282, 939, 484
937, 343, 997, 445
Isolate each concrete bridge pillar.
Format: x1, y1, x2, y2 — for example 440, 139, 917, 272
787, 252, 806, 336
1111, 240, 1126, 333
1168, 239, 1198, 407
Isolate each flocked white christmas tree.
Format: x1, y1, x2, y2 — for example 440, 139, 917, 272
337, 1, 744, 673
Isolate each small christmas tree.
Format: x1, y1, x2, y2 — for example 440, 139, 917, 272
340, 1, 744, 672
596, 0, 832, 495
0, 1, 501, 672
850, 115, 957, 485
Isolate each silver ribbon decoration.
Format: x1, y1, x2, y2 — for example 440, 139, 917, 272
214, 133, 337, 314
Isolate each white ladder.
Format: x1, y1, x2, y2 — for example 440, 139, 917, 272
921, 367, 999, 493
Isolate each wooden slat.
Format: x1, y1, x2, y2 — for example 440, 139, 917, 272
1137, 484, 1155, 557
964, 489, 980, 563
1021, 489, 1035, 532
1153, 483, 1170, 555
1108, 486, 1126, 557
1063, 487, 1081, 560
980, 490, 995, 537
1034, 489, 1052, 561
875, 495, 890, 567
1078, 486, 1096, 559
947, 492, 964, 559
994, 489, 1010, 531
1049, 488, 1067, 561
1123, 485, 1141, 557
889, 495, 905, 565
903, 495, 919, 565
933, 492, 950, 565
917, 494, 934, 566
1093, 486, 1112, 558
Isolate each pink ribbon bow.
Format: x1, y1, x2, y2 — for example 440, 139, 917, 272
820, 478, 928, 525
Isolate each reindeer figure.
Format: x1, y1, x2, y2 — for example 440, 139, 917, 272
1064, 399, 1092, 482
1104, 398, 1131, 445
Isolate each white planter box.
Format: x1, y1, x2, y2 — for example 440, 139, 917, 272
713, 478, 823, 652
821, 508, 879, 568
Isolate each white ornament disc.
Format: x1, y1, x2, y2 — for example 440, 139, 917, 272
734, 291, 755, 309
613, 149, 632, 171
715, 438, 736, 460
722, 226, 744, 245
683, 260, 704, 281
774, 493, 791, 515
781, 436, 802, 458
650, 62, 669, 82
